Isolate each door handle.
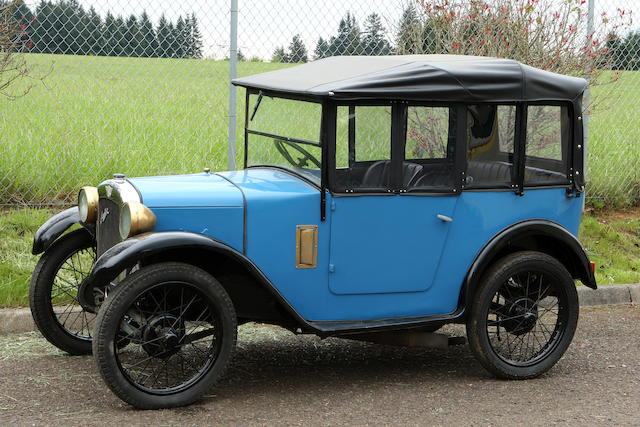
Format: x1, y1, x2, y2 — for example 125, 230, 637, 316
437, 214, 453, 223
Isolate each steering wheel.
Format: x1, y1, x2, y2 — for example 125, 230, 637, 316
274, 139, 321, 169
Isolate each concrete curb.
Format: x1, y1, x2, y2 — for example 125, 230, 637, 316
0, 284, 638, 336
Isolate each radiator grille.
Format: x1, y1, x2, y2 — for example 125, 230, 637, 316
96, 198, 121, 257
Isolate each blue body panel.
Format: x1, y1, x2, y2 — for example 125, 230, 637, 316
132, 169, 583, 323
129, 174, 244, 252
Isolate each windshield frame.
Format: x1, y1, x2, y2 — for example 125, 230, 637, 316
243, 89, 325, 185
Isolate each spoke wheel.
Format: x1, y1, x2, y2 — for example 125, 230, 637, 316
30, 229, 96, 355
93, 262, 237, 409
467, 251, 578, 379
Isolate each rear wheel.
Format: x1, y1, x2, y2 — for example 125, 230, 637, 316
93, 262, 237, 409
466, 251, 579, 379
29, 229, 96, 355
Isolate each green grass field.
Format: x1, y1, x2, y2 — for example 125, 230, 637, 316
1, 207, 638, 307
0, 54, 286, 204
0, 53, 639, 205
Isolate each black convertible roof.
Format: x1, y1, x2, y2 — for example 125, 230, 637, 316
232, 55, 587, 103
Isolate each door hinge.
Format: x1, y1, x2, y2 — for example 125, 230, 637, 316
330, 200, 336, 211
328, 264, 335, 273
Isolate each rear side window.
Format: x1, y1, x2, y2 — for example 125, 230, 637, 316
405, 106, 456, 191
525, 105, 570, 185
466, 105, 516, 188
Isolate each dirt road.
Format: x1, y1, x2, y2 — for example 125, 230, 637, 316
0, 305, 638, 426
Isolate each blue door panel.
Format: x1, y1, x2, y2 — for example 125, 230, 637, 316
328, 195, 458, 294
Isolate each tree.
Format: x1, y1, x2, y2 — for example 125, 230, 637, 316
608, 31, 640, 70
122, 15, 138, 57
188, 13, 203, 58
32, 1, 54, 53
86, 6, 103, 55
395, 6, 422, 54
0, 1, 40, 97
103, 12, 119, 56
414, 0, 630, 79
271, 46, 288, 63
9, 0, 35, 52
314, 36, 330, 59
138, 11, 156, 57
174, 16, 186, 58
362, 13, 390, 56
329, 12, 362, 55
114, 15, 126, 56
287, 34, 307, 63
156, 14, 171, 58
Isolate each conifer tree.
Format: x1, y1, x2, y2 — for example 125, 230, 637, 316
362, 13, 390, 55
287, 34, 307, 63
328, 12, 361, 56
314, 37, 330, 59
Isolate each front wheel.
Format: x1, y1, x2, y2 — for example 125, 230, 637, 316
93, 262, 237, 409
29, 229, 96, 355
466, 251, 579, 379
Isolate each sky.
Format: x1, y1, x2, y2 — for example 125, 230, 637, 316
22, 0, 639, 60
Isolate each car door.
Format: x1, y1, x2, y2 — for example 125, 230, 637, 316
328, 104, 461, 295
328, 194, 458, 294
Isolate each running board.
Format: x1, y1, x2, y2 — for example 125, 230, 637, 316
340, 331, 466, 350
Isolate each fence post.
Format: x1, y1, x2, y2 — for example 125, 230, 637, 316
227, 0, 239, 170
583, 0, 595, 182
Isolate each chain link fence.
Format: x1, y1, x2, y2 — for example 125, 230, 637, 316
0, 0, 638, 207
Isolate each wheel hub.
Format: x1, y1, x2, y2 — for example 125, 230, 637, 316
503, 297, 538, 335
142, 315, 185, 358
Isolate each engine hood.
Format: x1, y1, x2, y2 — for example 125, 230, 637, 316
128, 174, 244, 208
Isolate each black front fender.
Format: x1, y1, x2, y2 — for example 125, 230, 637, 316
32, 207, 95, 255
82, 232, 310, 328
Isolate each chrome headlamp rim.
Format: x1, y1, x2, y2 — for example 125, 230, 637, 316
78, 186, 98, 223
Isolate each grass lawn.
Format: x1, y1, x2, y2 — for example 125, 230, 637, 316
0, 53, 639, 205
1, 207, 638, 308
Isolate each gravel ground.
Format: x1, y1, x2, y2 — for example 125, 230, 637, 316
0, 305, 638, 426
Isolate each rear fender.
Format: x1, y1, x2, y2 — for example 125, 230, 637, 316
461, 220, 596, 311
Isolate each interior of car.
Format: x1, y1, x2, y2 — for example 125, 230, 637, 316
333, 103, 569, 192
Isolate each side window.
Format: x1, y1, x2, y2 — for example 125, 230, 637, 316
406, 106, 456, 190
334, 105, 392, 191
466, 105, 516, 188
525, 105, 570, 185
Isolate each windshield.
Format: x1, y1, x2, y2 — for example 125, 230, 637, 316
245, 94, 322, 185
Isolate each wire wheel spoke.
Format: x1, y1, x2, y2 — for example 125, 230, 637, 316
115, 282, 221, 394
51, 246, 96, 340
486, 270, 567, 366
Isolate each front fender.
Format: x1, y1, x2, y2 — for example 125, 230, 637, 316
32, 207, 95, 255
82, 232, 308, 327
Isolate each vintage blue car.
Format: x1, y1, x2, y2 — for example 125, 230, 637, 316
30, 55, 597, 409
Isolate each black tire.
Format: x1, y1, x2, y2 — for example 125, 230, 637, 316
29, 229, 96, 355
93, 262, 237, 409
466, 251, 579, 379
